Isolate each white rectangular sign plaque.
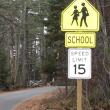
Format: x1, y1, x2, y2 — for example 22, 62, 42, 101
68, 48, 91, 79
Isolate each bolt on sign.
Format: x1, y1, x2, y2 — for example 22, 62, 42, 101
65, 32, 96, 48
61, 0, 100, 32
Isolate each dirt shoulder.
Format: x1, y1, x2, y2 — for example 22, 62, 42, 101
15, 87, 65, 110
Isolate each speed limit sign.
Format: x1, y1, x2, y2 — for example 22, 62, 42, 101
68, 48, 91, 79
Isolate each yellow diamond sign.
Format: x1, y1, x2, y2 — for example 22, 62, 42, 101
65, 32, 96, 48
61, 0, 100, 32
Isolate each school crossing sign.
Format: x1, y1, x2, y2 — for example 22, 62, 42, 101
60, 0, 100, 79
61, 0, 100, 32
61, 1, 100, 108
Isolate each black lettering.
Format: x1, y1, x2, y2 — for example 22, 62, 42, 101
90, 36, 93, 44
72, 36, 76, 43
85, 36, 89, 43
68, 36, 71, 43
81, 36, 84, 43
76, 36, 80, 43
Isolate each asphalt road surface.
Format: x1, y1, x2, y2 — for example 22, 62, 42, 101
0, 86, 60, 110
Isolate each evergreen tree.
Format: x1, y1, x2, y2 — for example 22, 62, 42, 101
43, 0, 71, 77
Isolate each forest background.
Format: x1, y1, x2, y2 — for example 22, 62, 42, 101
0, 0, 110, 109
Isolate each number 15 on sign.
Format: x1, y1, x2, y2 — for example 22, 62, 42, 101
68, 48, 91, 79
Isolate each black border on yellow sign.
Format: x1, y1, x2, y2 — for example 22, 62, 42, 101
61, 0, 100, 32
65, 32, 96, 48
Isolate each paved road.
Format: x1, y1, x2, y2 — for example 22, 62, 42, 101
0, 86, 60, 110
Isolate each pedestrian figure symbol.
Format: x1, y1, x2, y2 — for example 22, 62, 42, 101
71, 2, 89, 27
80, 3, 89, 27
61, 0, 100, 32
71, 5, 79, 26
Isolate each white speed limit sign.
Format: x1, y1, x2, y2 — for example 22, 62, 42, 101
68, 48, 91, 79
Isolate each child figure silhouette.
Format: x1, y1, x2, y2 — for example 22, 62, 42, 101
80, 3, 89, 27
71, 5, 79, 26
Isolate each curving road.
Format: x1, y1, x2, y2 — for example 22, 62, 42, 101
0, 86, 60, 110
